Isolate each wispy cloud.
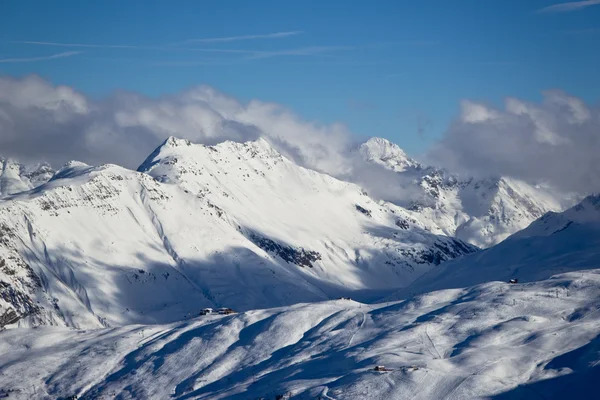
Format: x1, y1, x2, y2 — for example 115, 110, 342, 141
150, 59, 242, 67
0, 51, 81, 63
12, 41, 261, 55
10, 40, 348, 60
11, 41, 161, 50
538, 0, 600, 13
247, 46, 352, 59
178, 31, 303, 44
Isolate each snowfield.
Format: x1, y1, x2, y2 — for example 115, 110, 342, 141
1, 270, 599, 399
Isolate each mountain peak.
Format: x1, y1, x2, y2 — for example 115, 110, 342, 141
51, 160, 93, 181
359, 137, 420, 172
0, 157, 55, 197
163, 136, 193, 148
566, 193, 600, 222
138, 136, 283, 175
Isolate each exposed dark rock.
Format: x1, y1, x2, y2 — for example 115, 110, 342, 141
0, 281, 40, 328
247, 232, 321, 268
395, 218, 410, 230
355, 205, 372, 217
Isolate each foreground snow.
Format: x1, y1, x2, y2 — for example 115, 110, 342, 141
2, 270, 599, 399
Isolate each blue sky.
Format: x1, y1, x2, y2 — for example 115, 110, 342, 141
1, 0, 599, 157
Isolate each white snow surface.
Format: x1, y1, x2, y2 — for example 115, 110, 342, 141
1, 270, 599, 399
0, 137, 474, 329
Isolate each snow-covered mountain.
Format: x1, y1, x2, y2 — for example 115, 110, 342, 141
2, 269, 599, 399
359, 137, 573, 248
0, 157, 54, 197
1, 136, 599, 399
397, 194, 600, 297
358, 137, 422, 172
0, 137, 475, 329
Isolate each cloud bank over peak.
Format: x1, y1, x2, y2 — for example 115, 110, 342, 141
429, 90, 600, 193
0, 75, 355, 178
0, 75, 598, 196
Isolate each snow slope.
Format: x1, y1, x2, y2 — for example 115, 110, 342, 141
399, 194, 600, 297
359, 137, 573, 248
0, 137, 475, 329
1, 269, 599, 399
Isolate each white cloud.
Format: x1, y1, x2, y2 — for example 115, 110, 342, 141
428, 91, 600, 193
1, 75, 599, 198
0, 75, 355, 178
538, 0, 600, 13
460, 101, 500, 123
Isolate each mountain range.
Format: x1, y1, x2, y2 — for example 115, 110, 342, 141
0, 137, 477, 329
1, 135, 599, 399
0, 136, 583, 330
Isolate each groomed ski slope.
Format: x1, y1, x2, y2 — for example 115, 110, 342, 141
2, 270, 600, 399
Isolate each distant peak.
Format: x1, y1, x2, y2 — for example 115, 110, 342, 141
365, 136, 400, 148
62, 160, 90, 169
51, 160, 93, 181
138, 136, 283, 174
163, 136, 193, 148
359, 137, 420, 171
575, 193, 600, 211
360, 137, 409, 158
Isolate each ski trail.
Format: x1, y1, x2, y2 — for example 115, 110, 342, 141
347, 311, 366, 347
446, 359, 504, 399
320, 386, 337, 400
423, 323, 442, 359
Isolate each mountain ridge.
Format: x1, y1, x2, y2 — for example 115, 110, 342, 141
0, 137, 475, 329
